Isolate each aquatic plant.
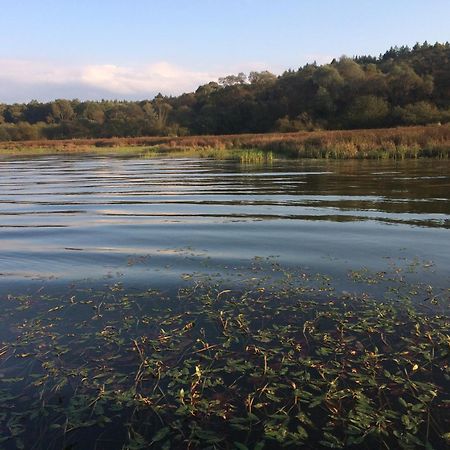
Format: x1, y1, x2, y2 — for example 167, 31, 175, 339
0, 262, 448, 449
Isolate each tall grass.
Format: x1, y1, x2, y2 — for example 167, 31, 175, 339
238, 149, 273, 163
1, 125, 449, 159
139, 146, 274, 163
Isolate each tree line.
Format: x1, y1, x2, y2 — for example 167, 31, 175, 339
1, 42, 449, 141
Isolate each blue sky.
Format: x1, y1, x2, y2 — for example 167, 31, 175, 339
0, 0, 449, 102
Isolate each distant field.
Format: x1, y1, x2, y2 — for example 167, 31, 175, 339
0, 125, 449, 159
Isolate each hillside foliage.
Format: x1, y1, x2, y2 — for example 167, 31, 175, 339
1, 42, 449, 141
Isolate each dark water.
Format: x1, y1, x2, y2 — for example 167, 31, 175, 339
0, 156, 449, 292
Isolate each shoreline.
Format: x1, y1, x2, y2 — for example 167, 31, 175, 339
0, 125, 449, 159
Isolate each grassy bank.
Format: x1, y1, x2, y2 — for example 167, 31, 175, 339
0, 125, 449, 159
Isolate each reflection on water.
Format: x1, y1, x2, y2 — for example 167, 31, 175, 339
0, 156, 449, 290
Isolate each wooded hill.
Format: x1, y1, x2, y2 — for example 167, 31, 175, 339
1, 42, 449, 141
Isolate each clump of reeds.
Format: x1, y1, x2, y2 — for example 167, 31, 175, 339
238, 149, 273, 163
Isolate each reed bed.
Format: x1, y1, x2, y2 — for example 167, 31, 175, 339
0, 125, 448, 159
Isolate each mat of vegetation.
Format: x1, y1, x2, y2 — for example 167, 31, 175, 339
0, 263, 449, 449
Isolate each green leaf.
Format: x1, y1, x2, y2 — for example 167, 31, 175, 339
152, 427, 170, 443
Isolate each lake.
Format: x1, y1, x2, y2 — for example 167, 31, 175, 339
0, 156, 449, 291
0, 155, 449, 449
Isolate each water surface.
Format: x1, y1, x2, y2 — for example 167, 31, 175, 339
0, 156, 449, 292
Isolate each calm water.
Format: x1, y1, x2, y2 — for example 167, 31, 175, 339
0, 156, 449, 292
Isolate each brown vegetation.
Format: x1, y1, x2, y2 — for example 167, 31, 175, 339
0, 125, 449, 159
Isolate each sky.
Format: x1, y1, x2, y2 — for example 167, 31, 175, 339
0, 0, 449, 103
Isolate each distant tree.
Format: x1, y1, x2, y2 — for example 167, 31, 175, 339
218, 72, 247, 86
3, 104, 24, 123
275, 116, 294, 132
195, 82, 221, 97
312, 66, 344, 91
335, 57, 365, 82
15, 122, 40, 140
344, 95, 390, 128
23, 100, 51, 124
387, 64, 433, 105
393, 101, 441, 125
361, 64, 388, 97
172, 105, 193, 130
275, 112, 315, 132
141, 102, 156, 118
314, 87, 336, 115
0, 125, 10, 140
83, 102, 106, 124
50, 99, 75, 123
248, 71, 277, 85
153, 96, 173, 131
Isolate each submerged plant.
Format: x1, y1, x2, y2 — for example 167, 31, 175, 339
0, 263, 448, 449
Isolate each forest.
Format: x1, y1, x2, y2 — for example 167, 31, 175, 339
0, 42, 449, 141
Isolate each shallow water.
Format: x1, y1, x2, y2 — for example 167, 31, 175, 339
0, 156, 448, 292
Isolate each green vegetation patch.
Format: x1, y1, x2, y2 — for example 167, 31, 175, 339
0, 267, 449, 449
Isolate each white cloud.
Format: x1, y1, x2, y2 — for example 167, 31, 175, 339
0, 59, 80, 85
0, 58, 288, 102
0, 59, 220, 101
80, 61, 214, 95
